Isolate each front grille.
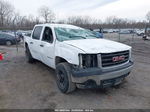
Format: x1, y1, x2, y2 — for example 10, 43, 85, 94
101, 50, 129, 67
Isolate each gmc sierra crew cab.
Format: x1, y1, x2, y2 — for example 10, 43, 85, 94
24, 24, 133, 93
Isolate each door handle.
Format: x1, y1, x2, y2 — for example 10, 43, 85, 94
30, 42, 33, 44
40, 44, 44, 47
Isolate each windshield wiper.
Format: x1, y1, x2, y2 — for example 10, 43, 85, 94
69, 36, 86, 39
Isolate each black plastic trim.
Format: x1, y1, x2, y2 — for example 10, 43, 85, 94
72, 61, 133, 78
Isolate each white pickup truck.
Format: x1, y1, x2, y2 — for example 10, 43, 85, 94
25, 24, 133, 93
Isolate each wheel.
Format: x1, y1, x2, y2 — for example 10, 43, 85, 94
6, 40, 12, 46
25, 45, 35, 63
56, 62, 76, 93
140, 33, 144, 36
143, 35, 147, 40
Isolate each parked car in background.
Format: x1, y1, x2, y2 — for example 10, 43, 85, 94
24, 31, 32, 37
145, 28, 150, 36
107, 29, 114, 33
0, 32, 21, 45
17, 32, 24, 40
136, 29, 145, 36
92, 29, 103, 38
119, 29, 131, 34
112, 29, 119, 33
102, 29, 119, 33
103, 29, 109, 33
143, 27, 150, 40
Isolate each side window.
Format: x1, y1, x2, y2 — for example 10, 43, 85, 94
42, 27, 53, 43
32, 26, 43, 40
0, 34, 6, 38
5, 34, 11, 38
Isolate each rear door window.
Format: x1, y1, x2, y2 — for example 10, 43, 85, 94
0, 34, 2, 38
0, 34, 8, 38
32, 26, 43, 40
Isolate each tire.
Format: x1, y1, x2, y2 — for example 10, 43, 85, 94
143, 35, 147, 40
140, 33, 144, 36
25, 45, 35, 63
6, 40, 12, 46
56, 62, 76, 93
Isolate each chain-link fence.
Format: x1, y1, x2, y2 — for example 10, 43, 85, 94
103, 28, 144, 45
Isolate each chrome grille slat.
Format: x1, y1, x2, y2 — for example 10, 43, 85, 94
102, 55, 129, 62
101, 50, 129, 67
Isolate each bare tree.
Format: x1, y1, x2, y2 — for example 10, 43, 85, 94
0, 0, 148, 30
146, 11, 150, 23
67, 16, 92, 25
105, 16, 117, 24
0, 0, 14, 27
38, 6, 55, 23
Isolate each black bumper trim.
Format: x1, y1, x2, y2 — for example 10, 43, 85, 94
72, 61, 133, 78
77, 73, 129, 89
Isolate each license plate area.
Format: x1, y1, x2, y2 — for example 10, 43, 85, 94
101, 77, 123, 88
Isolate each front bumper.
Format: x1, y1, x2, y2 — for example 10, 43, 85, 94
71, 61, 133, 88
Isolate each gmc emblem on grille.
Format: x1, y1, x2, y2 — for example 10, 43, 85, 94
112, 55, 125, 62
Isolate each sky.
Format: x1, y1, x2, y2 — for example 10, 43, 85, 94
6, 0, 150, 21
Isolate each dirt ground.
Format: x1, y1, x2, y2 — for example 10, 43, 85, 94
0, 34, 150, 109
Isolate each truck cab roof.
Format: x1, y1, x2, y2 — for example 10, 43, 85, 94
35, 24, 83, 29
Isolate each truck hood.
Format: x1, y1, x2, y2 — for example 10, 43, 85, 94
63, 39, 131, 53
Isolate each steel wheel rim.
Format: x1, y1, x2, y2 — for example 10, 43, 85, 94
57, 70, 66, 89
6, 41, 11, 46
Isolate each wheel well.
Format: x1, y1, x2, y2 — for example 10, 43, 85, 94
6, 40, 12, 42
55, 57, 68, 65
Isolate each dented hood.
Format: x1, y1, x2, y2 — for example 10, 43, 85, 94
63, 39, 131, 53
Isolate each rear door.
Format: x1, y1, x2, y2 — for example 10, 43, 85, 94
40, 26, 55, 68
29, 26, 43, 60
0, 34, 6, 44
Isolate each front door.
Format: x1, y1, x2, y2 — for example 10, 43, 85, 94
40, 26, 55, 68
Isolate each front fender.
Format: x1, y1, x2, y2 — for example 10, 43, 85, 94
55, 42, 85, 65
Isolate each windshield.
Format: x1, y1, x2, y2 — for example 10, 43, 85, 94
54, 27, 97, 41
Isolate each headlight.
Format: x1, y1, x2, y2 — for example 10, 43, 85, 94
129, 49, 133, 61
79, 54, 98, 68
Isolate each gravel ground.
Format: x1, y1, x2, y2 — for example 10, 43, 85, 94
0, 34, 150, 109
